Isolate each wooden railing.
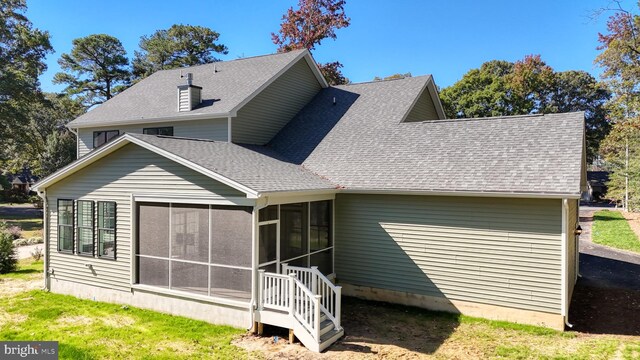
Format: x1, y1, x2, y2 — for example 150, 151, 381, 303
282, 265, 342, 331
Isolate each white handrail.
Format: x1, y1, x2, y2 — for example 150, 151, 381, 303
282, 265, 342, 331
289, 274, 321, 341
259, 270, 290, 312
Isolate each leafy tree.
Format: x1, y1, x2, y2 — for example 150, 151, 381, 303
440, 60, 514, 118
133, 24, 228, 79
440, 56, 610, 163
599, 120, 640, 209
272, 0, 351, 85
2, 94, 83, 176
0, 0, 52, 163
39, 129, 77, 177
595, 3, 640, 207
373, 73, 412, 81
54, 34, 130, 108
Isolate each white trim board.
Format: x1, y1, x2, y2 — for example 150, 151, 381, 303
133, 194, 255, 206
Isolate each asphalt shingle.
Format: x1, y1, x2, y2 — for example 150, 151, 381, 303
126, 133, 336, 193
269, 77, 585, 196
68, 50, 307, 127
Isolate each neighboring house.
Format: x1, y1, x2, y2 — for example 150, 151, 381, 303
582, 171, 610, 202
4, 169, 38, 194
33, 49, 586, 352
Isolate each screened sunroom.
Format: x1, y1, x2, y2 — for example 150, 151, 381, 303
132, 198, 334, 304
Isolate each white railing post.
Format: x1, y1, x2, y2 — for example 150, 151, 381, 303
288, 273, 296, 317
314, 295, 322, 340
258, 269, 265, 311
311, 266, 318, 295
282, 262, 289, 275
335, 285, 342, 329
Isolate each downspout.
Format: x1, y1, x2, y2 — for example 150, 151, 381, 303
37, 190, 49, 290
561, 199, 573, 328
227, 116, 232, 143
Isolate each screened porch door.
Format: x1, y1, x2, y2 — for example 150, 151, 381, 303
258, 200, 334, 276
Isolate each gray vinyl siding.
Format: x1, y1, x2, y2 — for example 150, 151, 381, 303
77, 118, 228, 157
335, 194, 563, 314
567, 199, 578, 301
404, 86, 440, 122
232, 58, 322, 145
47, 144, 245, 292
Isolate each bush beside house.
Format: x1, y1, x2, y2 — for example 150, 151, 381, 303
0, 222, 17, 274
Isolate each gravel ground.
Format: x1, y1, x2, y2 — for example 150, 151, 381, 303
15, 244, 43, 260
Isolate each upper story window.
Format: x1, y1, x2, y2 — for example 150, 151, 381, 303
93, 130, 119, 148
143, 127, 174, 136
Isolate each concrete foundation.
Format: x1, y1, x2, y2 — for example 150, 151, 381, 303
341, 283, 565, 331
49, 277, 251, 329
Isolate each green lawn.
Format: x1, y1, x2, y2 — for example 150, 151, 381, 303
0, 212, 43, 239
592, 210, 640, 253
0, 258, 43, 280
0, 291, 247, 359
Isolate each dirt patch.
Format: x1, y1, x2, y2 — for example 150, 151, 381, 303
0, 277, 40, 297
621, 211, 640, 240
0, 309, 27, 325
55, 315, 95, 326
101, 314, 136, 328
153, 340, 197, 356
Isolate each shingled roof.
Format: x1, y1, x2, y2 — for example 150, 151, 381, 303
67, 49, 323, 128
126, 134, 336, 193
268, 77, 586, 197
42, 69, 585, 198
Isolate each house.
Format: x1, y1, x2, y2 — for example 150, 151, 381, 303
583, 171, 610, 202
4, 169, 38, 194
33, 49, 586, 352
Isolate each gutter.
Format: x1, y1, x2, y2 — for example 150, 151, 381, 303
37, 190, 49, 291
338, 188, 582, 200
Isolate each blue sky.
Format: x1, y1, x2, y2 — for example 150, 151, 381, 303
27, 0, 616, 93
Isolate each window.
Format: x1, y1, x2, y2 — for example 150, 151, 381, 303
57, 199, 74, 252
143, 127, 173, 136
93, 130, 119, 148
77, 201, 94, 255
280, 203, 308, 262
258, 200, 334, 275
97, 202, 116, 259
136, 203, 252, 302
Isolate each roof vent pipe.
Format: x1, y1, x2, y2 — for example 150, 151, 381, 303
177, 73, 202, 112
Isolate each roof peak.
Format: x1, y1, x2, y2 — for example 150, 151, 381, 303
154, 49, 307, 73
409, 112, 586, 125
336, 74, 432, 87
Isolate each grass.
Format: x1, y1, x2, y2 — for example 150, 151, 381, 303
0, 285, 247, 359
0, 258, 43, 280
0, 203, 43, 239
592, 210, 640, 253
2, 260, 639, 359
1, 216, 42, 239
